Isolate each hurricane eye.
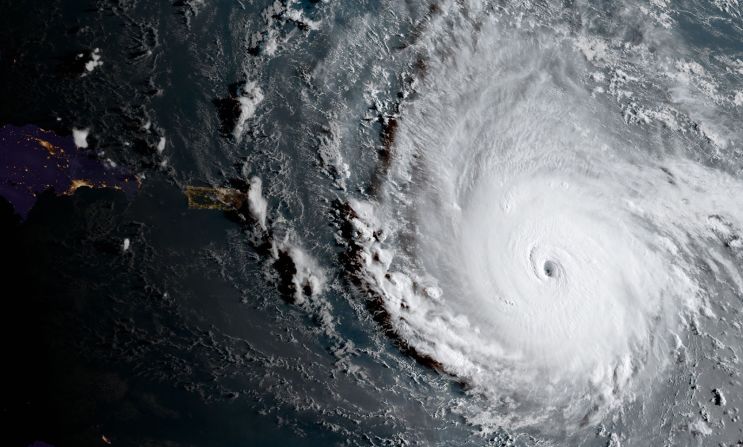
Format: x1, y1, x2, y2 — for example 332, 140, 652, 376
543, 260, 557, 278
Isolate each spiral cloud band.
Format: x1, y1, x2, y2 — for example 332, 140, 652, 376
348, 3, 743, 435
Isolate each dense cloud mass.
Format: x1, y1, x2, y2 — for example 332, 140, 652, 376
346, 0, 743, 439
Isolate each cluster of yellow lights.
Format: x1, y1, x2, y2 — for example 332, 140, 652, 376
65, 179, 96, 194
184, 186, 246, 210
30, 137, 64, 156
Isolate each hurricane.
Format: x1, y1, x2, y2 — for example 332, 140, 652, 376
346, 0, 743, 437
7, 0, 743, 445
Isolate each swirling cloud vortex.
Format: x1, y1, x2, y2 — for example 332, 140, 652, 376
351, 15, 743, 433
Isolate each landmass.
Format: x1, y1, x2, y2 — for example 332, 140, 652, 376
0, 124, 139, 219
184, 186, 246, 210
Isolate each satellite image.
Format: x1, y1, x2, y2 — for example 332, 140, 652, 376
1, 1, 743, 446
